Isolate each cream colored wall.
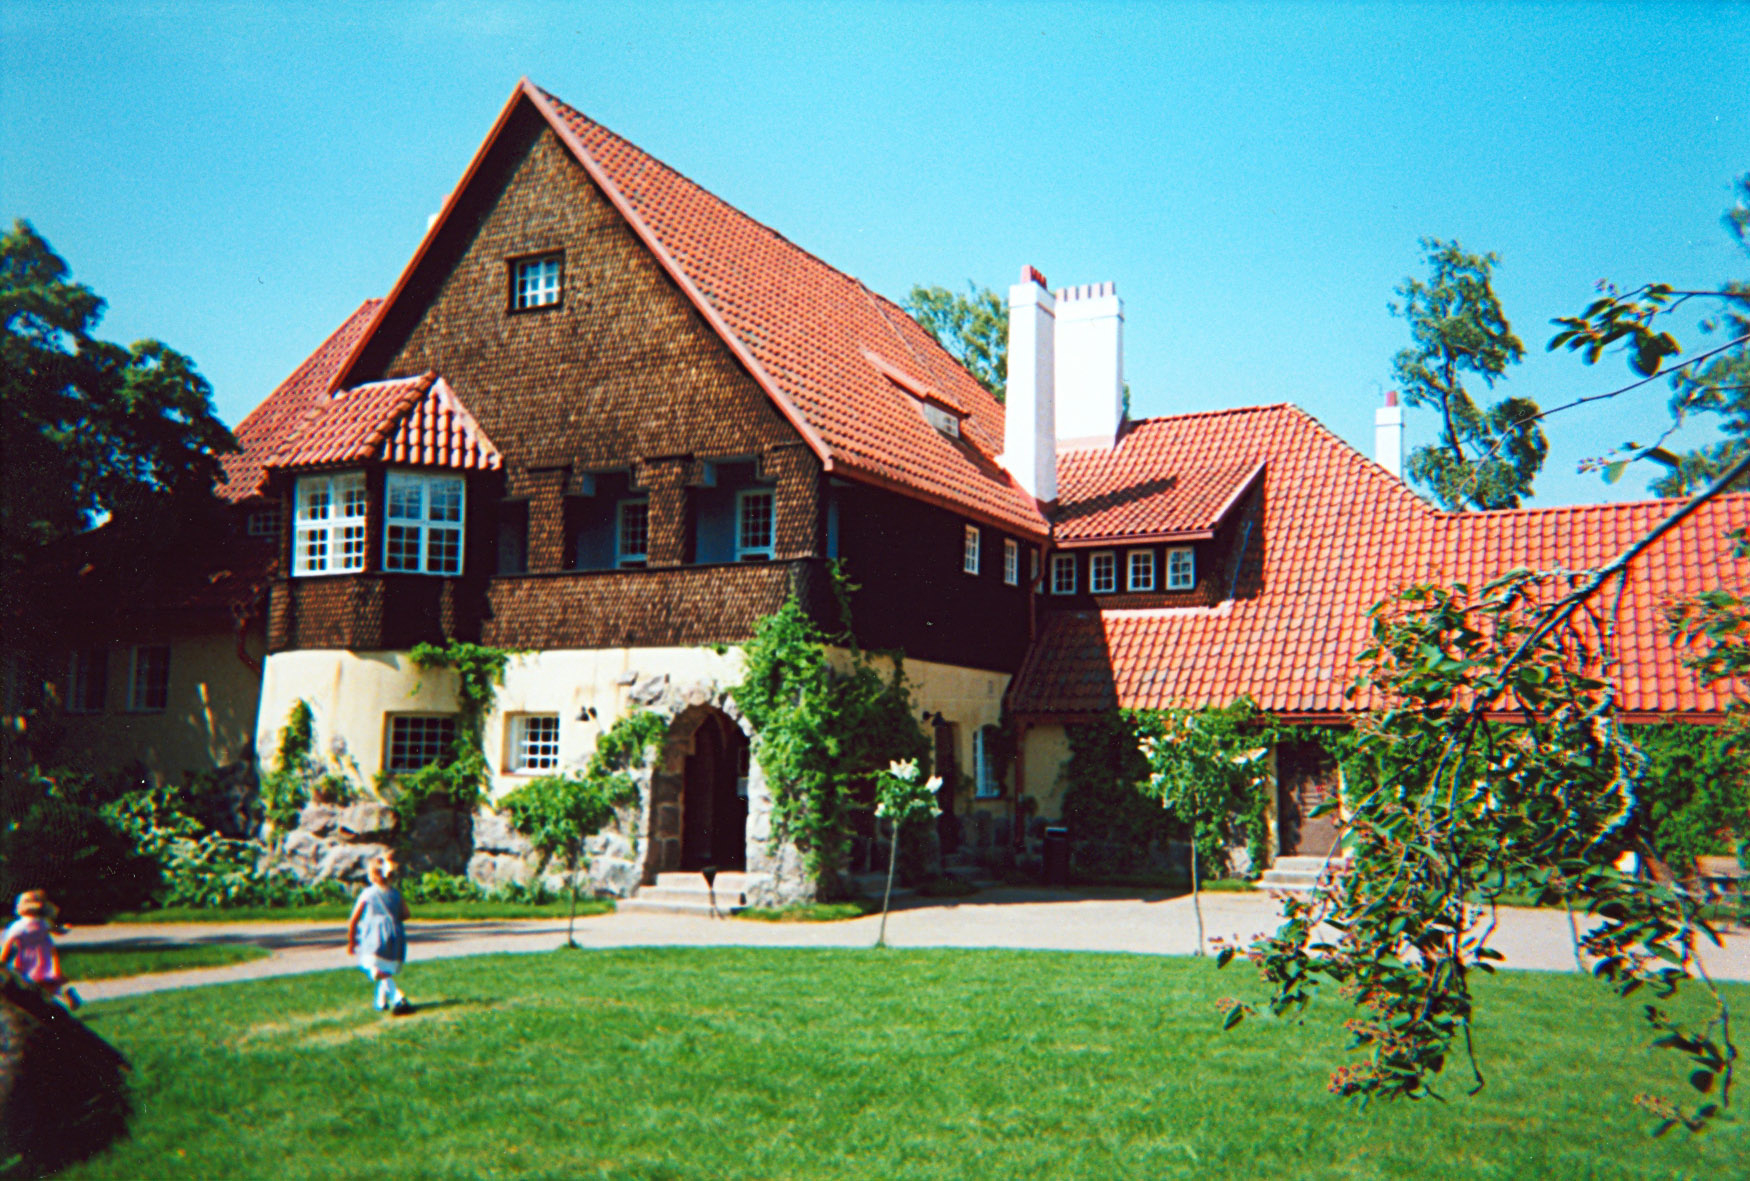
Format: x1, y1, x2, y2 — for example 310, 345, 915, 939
1018, 724, 1074, 819
258, 646, 749, 798
259, 645, 1015, 805
55, 631, 262, 782
839, 651, 1011, 808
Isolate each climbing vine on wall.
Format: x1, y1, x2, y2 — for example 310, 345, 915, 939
394, 641, 514, 827
730, 570, 929, 889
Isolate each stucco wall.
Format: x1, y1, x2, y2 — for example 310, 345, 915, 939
52, 630, 263, 782
1018, 724, 1074, 819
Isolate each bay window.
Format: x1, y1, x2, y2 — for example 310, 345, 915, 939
385, 471, 465, 575
294, 472, 367, 575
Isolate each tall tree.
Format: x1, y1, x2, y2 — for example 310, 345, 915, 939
0, 220, 235, 578
1390, 239, 1542, 510
903, 283, 1007, 401
1639, 175, 1750, 496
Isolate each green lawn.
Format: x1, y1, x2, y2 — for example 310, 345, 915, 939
61, 943, 271, 980
56, 949, 1746, 1180
109, 898, 615, 924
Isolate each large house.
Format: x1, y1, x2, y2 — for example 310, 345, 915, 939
44, 80, 1748, 899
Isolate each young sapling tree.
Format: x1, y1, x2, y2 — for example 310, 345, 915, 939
872, 759, 941, 948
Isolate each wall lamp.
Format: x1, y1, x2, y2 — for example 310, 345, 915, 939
921, 710, 946, 727
578, 705, 598, 722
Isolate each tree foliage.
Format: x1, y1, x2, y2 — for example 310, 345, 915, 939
0, 220, 235, 579
1223, 571, 1739, 1133
729, 578, 929, 893
499, 711, 662, 945
1390, 238, 1542, 510
904, 282, 1007, 401
1136, 698, 1274, 953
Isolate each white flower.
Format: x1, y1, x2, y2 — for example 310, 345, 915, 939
924, 776, 943, 792
888, 758, 919, 781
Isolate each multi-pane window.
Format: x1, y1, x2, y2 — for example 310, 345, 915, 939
963, 525, 981, 575
387, 715, 457, 772
1050, 553, 1077, 595
67, 649, 107, 714
294, 472, 367, 576
509, 714, 561, 773
1167, 546, 1196, 590
736, 489, 775, 560
1090, 551, 1118, 594
246, 505, 281, 538
1128, 549, 1156, 592
127, 646, 169, 713
511, 255, 562, 310
385, 472, 465, 575
1003, 538, 1019, 586
974, 725, 1002, 798
617, 499, 650, 567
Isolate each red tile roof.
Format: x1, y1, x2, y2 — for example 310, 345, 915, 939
219, 300, 383, 502
1009, 403, 1750, 720
268, 373, 502, 473
329, 81, 1047, 537
1056, 421, 1264, 543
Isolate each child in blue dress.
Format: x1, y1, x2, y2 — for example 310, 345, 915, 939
346, 855, 413, 1015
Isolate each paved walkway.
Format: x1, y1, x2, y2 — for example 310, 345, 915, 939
62, 887, 1750, 1003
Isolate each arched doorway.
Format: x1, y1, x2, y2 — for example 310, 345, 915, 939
680, 708, 750, 871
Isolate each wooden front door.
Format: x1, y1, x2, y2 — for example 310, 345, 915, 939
680, 710, 749, 870
1276, 740, 1341, 857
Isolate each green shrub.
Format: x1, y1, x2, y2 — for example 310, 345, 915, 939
0, 766, 160, 921
1631, 721, 1750, 874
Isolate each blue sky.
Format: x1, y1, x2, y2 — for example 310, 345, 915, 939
3, 0, 1746, 506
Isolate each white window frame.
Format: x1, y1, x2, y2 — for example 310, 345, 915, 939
1003, 538, 1019, 586
1050, 552, 1077, 595
1167, 546, 1197, 590
963, 525, 981, 575
126, 645, 170, 713
67, 648, 107, 714
1089, 550, 1118, 595
384, 471, 465, 576
508, 714, 561, 774
735, 488, 775, 561
293, 471, 367, 576
511, 254, 562, 310
616, 498, 650, 568
974, 725, 1001, 798
1127, 548, 1156, 592
386, 714, 458, 773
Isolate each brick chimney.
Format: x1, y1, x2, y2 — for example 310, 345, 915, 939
1004, 266, 1057, 502
1375, 389, 1404, 479
1054, 281, 1124, 451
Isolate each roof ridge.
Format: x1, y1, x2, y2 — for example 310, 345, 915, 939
1440, 489, 1750, 519
1124, 403, 1295, 428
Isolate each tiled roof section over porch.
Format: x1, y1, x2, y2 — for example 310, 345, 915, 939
1009, 403, 1750, 720
267, 373, 502, 473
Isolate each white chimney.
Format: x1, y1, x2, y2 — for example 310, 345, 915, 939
1374, 389, 1404, 478
1054, 281, 1124, 450
1004, 265, 1057, 502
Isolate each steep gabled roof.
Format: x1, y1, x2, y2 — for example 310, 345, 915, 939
268, 373, 502, 473
329, 80, 1046, 537
1009, 403, 1750, 720
218, 299, 383, 502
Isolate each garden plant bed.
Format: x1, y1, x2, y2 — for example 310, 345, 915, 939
53, 947, 1748, 1179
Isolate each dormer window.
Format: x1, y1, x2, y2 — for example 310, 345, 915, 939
1050, 552, 1077, 595
617, 499, 650, 568
385, 472, 465, 575
294, 472, 367, 575
1090, 551, 1117, 594
921, 402, 960, 438
510, 253, 562, 310
1167, 546, 1196, 590
736, 489, 775, 560
1128, 549, 1156, 592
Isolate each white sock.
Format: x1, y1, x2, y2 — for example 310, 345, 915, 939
390, 983, 407, 1006
375, 977, 393, 1009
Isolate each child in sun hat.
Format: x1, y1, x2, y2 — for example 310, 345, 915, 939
2, 890, 82, 1010
346, 854, 413, 1015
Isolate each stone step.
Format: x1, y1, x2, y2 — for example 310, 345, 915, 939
653, 870, 753, 898
1256, 856, 1348, 894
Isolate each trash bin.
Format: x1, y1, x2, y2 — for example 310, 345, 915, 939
1043, 826, 1070, 887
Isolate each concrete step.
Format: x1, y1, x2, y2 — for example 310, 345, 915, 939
622, 870, 754, 915
617, 895, 740, 917
1256, 856, 1348, 894
652, 870, 752, 901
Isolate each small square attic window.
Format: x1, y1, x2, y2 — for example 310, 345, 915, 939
511, 254, 562, 310
920, 402, 960, 438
